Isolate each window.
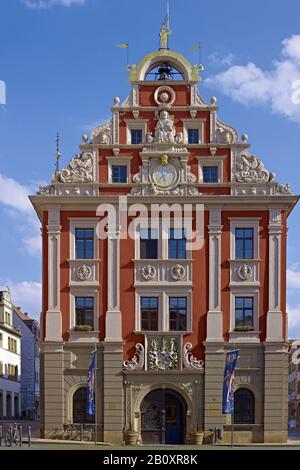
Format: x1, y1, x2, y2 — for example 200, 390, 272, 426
5, 312, 11, 325
141, 297, 158, 331
0, 361, 3, 376
234, 388, 255, 424
188, 128, 199, 144
235, 228, 254, 259
73, 387, 94, 424
169, 297, 187, 331
131, 129, 143, 144
235, 297, 254, 328
7, 364, 18, 381
75, 229, 94, 259
140, 229, 158, 259
75, 297, 94, 329
8, 337, 17, 353
112, 165, 127, 183
168, 229, 186, 259
203, 166, 218, 183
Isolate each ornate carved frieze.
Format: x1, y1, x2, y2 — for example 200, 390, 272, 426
90, 119, 112, 144
148, 336, 179, 371
37, 184, 55, 195
59, 152, 94, 183
235, 153, 275, 184
182, 343, 204, 370
123, 343, 145, 370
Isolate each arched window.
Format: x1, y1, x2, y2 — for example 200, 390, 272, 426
234, 388, 255, 424
73, 387, 94, 424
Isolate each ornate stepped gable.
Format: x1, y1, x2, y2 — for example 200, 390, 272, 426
37, 48, 293, 199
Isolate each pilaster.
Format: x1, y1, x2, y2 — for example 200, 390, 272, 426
206, 207, 223, 342
266, 209, 283, 342
45, 206, 62, 342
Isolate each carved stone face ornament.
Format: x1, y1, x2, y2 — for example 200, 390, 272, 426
237, 264, 253, 281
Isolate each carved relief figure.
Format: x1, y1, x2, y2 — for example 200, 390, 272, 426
59, 153, 93, 183
154, 110, 176, 143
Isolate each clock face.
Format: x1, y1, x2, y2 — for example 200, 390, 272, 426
152, 163, 177, 188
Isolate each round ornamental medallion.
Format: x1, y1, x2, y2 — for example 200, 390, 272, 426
237, 264, 253, 281
141, 265, 157, 281
170, 264, 186, 281
154, 86, 176, 106
76, 264, 93, 281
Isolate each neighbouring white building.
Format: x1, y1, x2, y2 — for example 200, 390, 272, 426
0, 287, 21, 419
13, 307, 40, 419
288, 340, 300, 429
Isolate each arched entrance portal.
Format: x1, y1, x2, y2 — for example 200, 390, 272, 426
141, 389, 186, 445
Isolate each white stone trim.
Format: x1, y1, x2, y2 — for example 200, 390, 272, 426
135, 288, 192, 333
124, 119, 148, 145
106, 156, 133, 183
230, 218, 260, 260
206, 207, 223, 342
181, 118, 205, 144
69, 218, 99, 260
196, 156, 225, 183
266, 209, 283, 341
69, 286, 99, 332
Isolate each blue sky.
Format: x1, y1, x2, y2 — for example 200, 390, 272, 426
1, 0, 300, 335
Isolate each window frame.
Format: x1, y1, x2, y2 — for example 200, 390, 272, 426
69, 218, 99, 261
168, 296, 188, 331
181, 119, 205, 145
75, 228, 94, 260
124, 119, 148, 145
106, 156, 132, 184
140, 296, 159, 331
235, 227, 254, 260
75, 296, 95, 329
69, 287, 98, 332
230, 289, 259, 332
168, 228, 187, 259
230, 218, 260, 260
197, 156, 225, 184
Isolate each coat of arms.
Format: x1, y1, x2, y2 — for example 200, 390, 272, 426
148, 336, 179, 370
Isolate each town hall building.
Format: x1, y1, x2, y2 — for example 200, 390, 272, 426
31, 28, 298, 444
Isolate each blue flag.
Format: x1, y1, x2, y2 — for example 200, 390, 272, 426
87, 350, 96, 415
222, 350, 239, 414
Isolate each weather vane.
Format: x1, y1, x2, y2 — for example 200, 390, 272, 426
55, 131, 61, 173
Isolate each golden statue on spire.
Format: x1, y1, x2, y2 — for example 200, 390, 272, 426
159, 2, 171, 49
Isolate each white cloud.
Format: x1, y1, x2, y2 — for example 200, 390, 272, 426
205, 35, 300, 124
2, 281, 42, 320
208, 52, 236, 67
22, 0, 86, 9
0, 173, 41, 256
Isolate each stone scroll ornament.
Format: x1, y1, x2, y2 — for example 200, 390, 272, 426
59, 153, 93, 183
236, 153, 275, 184
182, 343, 204, 370
90, 119, 112, 144
123, 343, 145, 370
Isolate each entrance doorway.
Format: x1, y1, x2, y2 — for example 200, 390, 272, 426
141, 389, 186, 444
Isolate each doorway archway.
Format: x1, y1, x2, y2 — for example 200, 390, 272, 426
140, 388, 186, 444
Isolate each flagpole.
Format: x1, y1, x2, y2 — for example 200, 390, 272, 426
94, 342, 97, 445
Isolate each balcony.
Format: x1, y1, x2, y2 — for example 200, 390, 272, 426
133, 259, 193, 286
